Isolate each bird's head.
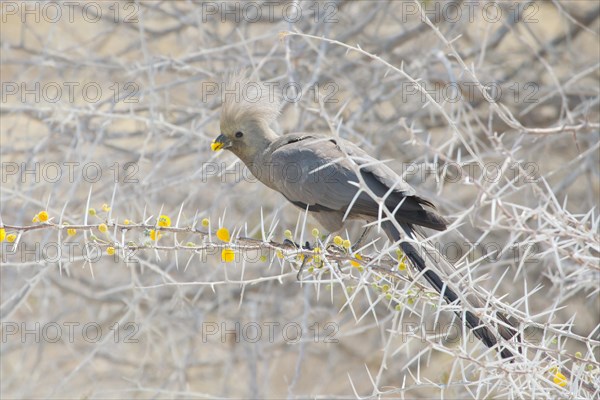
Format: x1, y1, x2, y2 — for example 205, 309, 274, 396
211, 72, 281, 162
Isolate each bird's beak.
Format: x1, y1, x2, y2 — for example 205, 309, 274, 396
211, 134, 232, 152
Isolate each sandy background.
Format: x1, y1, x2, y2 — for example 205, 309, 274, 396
1, 1, 599, 398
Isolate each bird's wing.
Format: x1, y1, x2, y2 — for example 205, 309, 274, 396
264, 133, 444, 231
264, 133, 360, 213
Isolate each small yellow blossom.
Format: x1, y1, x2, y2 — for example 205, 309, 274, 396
259, 255, 267, 262
395, 304, 402, 311
276, 250, 284, 259
221, 248, 235, 262
7, 234, 17, 243
123, 219, 131, 225
67, 228, 76, 237
157, 215, 171, 227
350, 253, 362, 267
38, 211, 49, 222
398, 261, 407, 271
333, 235, 343, 246
0, 228, 5, 242
88, 208, 96, 216
186, 242, 196, 247
575, 352, 582, 358
98, 223, 108, 233
284, 229, 293, 240
201, 218, 210, 227
342, 239, 351, 249
32, 215, 39, 223
149, 229, 162, 241
102, 203, 111, 212
311, 228, 319, 238
216, 227, 230, 242
553, 371, 567, 387
106, 246, 115, 255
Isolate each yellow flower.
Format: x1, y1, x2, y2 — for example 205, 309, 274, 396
397, 251, 407, 270
32, 215, 39, 223
216, 227, 230, 242
158, 215, 171, 227
88, 208, 96, 216
102, 203, 111, 212
201, 218, 210, 227
311, 228, 319, 238
0, 228, 5, 242
7, 234, 17, 243
276, 250, 284, 259
123, 219, 131, 225
186, 242, 196, 247
67, 228, 76, 236
350, 253, 362, 267
106, 246, 115, 256
149, 229, 162, 241
342, 239, 351, 249
333, 235, 343, 246
284, 229, 293, 240
221, 248, 235, 262
553, 371, 567, 387
98, 223, 108, 233
38, 211, 49, 222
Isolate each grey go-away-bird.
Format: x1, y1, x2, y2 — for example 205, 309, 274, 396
210, 74, 517, 359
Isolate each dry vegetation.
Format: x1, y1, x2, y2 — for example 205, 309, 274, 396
1, 1, 599, 399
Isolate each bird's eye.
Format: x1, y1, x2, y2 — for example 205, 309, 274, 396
235, 131, 243, 138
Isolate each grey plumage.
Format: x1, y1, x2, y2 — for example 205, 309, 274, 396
211, 75, 517, 359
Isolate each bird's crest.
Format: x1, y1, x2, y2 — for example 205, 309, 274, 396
220, 70, 282, 130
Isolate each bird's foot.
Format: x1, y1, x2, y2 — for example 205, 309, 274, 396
282, 239, 313, 281
283, 238, 313, 250
354, 227, 372, 249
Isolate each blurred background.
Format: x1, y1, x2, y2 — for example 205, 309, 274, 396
1, 1, 599, 398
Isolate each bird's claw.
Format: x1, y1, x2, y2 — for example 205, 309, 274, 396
283, 238, 313, 250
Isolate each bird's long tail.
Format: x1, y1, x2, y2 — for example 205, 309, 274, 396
383, 221, 518, 359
